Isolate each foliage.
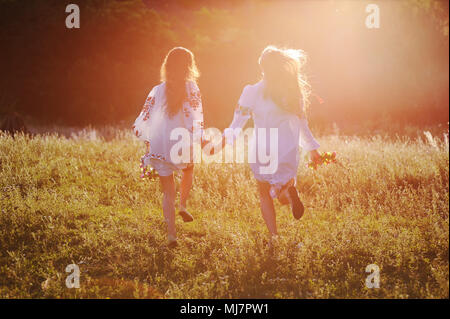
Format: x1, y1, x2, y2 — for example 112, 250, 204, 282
0, 0, 448, 130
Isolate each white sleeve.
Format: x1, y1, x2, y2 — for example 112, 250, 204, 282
299, 119, 320, 151
225, 85, 253, 145
184, 82, 204, 142
238, 84, 254, 108
132, 86, 157, 142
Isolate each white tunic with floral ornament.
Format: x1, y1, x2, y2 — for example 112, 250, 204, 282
226, 80, 320, 187
132, 81, 204, 170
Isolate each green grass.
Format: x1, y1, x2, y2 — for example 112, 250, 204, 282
0, 129, 448, 298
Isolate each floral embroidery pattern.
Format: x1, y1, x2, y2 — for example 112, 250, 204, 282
141, 95, 155, 121
132, 124, 142, 138
188, 90, 201, 111
190, 121, 204, 133
183, 106, 190, 117
149, 153, 166, 161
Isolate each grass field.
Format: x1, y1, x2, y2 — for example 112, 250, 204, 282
0, 128, 448, 298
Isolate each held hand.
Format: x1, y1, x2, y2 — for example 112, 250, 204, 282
202, 140, 214, 156
200, 138, 209, 150
201, 136, 225, 156
201, 138, 213, 156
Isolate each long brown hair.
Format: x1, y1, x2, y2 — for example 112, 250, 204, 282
160, 47, 199, 117
259, 46, 311, 117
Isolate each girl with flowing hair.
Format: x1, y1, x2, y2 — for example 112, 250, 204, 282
213, 45, 321, 242
133, 47, 204, 248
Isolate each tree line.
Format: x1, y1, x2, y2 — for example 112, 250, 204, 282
0, 0, 448, 133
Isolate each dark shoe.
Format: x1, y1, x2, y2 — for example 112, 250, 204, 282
288, 186, 304, 220
179, 210, 194, 222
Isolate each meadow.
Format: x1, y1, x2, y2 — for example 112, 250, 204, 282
0, 128, 448, 298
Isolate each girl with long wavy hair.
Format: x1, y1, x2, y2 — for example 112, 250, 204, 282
214, 45, 321, 242
133, 47, 203, 248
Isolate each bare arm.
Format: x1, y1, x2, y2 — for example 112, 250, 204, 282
206, 105, 251, 155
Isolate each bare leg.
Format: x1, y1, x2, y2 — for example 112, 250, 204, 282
180, 166, 194, 209
159, 174, 176, 241
257, 181, 278, 237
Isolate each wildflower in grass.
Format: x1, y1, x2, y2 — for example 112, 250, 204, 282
307, 151, 337, 170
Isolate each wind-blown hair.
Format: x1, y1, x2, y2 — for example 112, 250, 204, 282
259, 46, 311, 117
160, 47, 199, 117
